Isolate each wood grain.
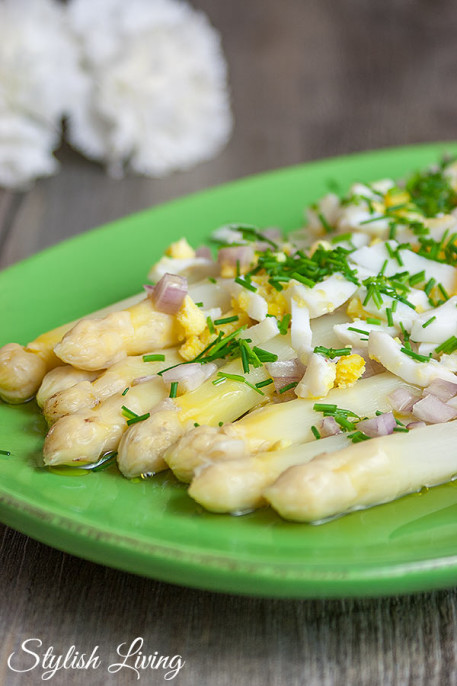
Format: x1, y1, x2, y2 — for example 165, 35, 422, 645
2, 0, 457, 684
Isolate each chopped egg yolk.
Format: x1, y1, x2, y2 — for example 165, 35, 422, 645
335, 354, 366, 388
179, 334, 212, 361
384, 189, 410, 208
346, 296, 372, 321
165, 238, 196, 260
176, 296, 206, 341
179, 310, 249, 361
253, 276, 288, 317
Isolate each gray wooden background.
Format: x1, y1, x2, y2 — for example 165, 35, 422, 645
2, 1, 457, 684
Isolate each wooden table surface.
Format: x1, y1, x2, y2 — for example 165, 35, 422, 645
2, 1, 457, 684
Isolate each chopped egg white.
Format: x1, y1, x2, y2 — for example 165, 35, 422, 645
295, 353, 336, 399
368, 330, 457, 387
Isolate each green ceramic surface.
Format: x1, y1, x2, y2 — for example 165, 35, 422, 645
3, 143, 457, 599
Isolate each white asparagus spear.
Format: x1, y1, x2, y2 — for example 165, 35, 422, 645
43, 377, 168, 466
53, 279, 230, 371
264, 420, 457, 522
165, 372, 412, 482
189, 434, 349, 514
36, 366, 100, 408
0, 291, 144, 404
43, 348, 181, 424
53, 301, 177, 371
118, 334, 296, 478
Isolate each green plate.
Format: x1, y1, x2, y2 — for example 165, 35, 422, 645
3, 142, 457, 599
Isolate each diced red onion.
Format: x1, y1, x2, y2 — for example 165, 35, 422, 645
161, 362, 217, 393
357, 412, 396, 438
412, 394, 457, 424
263, 228, 283, 242
150, 273, 188, 314
195, 246, 212, 260
265, 360, 302, 378
388, 387, 421, 413
218, 246, 254, 271
423, 378, 457, 402
350, 350, 383, 379
143, 283, 155, 294
255, 242, 273, 252
320, 416, 342, 437
266, 359, 305, 392
406, 421, 426, 430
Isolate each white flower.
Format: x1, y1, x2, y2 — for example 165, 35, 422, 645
67, 0, 233, 177
0, 0, 84, 188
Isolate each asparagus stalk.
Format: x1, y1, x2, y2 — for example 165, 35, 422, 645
264, 421, 457, 522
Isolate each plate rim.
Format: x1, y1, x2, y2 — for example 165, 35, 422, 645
3, 140, 457, 598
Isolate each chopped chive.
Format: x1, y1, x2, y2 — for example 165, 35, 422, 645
278, 381, 298, 394
422, 316, 436, 329
214, 372, 245, 383
0, 449, 11, 456
234, 276, 257, 292
313, 403, 337, 413
169, 382, 179, 398
378, 259, 388, 277
311, 425, 321, 440
213, 372, 264, 395
143, 354, 166, 362
278, 313, 291, 335
255, 378, 274, 389
424, 278, 436, 296
214, 315, 239, 325
240, 342, 250, 373
318, 212, 332, 233
194, 422, 200, 427
348, 326, 370, 336
212, 377, 226, 386
391, 300, 398, 312
366, 317, 381, 325
236, 259, 241, 277
359, 214, 386, 225
121, 405, 138, 420
435, 336, 457, 355
218, 421, 224, 426
208, 277, 217, 284
386, 243, 395, 259
348, 431, 371, 443
291, 272, 315, 288
409, 270, 425, 287
252, 346, 278, 363
331, 232, 352, 244
393, 426, 409, 433
314, 345, 351, 359
156, 360, 192, 376
243, 379, 265, 395
386, 307, 394, 327
206, 316, 216, 334
438, 283, 450, 301
195, 302, 204, 307
122, 387, 129, 396
92, 451, 118, 472
127, 412, 151, 426
400, 347, 431, 362
333, 415, 356, 431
